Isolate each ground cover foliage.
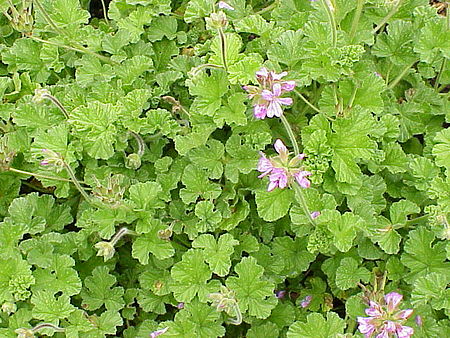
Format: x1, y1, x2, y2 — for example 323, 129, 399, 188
0, 0, 449, 337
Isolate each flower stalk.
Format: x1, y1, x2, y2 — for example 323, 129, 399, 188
320, 0, 337, 47
95, 227, 137, 261
372, 0, 404, 34
33, 88, 69, 118
349, 0, 365, 42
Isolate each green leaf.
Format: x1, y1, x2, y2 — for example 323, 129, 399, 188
287, 312, 346, 338
39, 0, 90, 28
0, 256, 34, 302
412, 272, 450, 311
380, 143, 408, 173
335, 257, 370, 290
132, 219, 175, 263
372, 20, 417, 65
329, 111, 376, 184
128, 181, 164, 211
187, 70, 228, 117
389, 200, 420, 225
31, 290, 75, 322
170, 249, 212, 302
228, 53, 264, 85
184, 0, 215, 23
226, 256, 276, 319
433, 128, 450, 170
267, 30, 303, 67
401, 227, 450, 283
271, 236, 316, 277
192, 233, 239, 276
180, 164, 222, 204
216, 93, 248, 126
194, 200, 222, 232
415, 18, 450, 63
188, 140, 225, 179
323, 211, 363, 252
255, 189, 294, 222
147, 16, 178, 41
1, 39, 50, 82
81, 266, 125, 312
70, 101, 120, 159
32, 254, 81, 296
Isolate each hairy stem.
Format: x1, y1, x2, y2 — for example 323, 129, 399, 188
129, 131, 145, 157
372, 0, 404, 34
387, 61, 416, 90
256, 0, 279, 15
218, 27, 228, 72
293, 184, 317, 227
280, 114, 299, 155
321, 0, 337, 47
100, 0, 109, 25
349, 0, 365, 42
294, 89, 322, 114
63, 162, 92, 203
42, 93, 69, 118
8, 167, 86, 184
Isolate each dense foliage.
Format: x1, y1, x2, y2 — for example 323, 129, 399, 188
0, 0, 449, 337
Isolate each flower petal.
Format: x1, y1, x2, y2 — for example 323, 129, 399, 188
396, 325, 414, 338
272, 83, 282, 96
277, 97, 293, 106
254, 104, 268, 119
281, 80, 296, 92
384, 292, 403, 312
274, 139, 288, 155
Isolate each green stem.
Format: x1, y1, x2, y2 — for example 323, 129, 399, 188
279, 114, 299, 155
294, 89, 322, 114
28, 35, 117, 65
42, 93, 69, 118
293, 184, 317, 227
372, 0, 403, 34
347, 81, 358, 109
100, 0, 110, 25
129, 131, 145, 157
349, 0, 365, 42
33, 0, 67, 37
321, 0, 337, 47
63, 163, 92, 203
218, 27, 228, 72
256, 0, 279, 15
404, 214, 429, 226
8, 167, 79, 183
387, 61, 416, 90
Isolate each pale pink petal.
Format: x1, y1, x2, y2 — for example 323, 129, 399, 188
310, 211, 321, 219
300, 295, 312, 308
218, 1, 234, 10
150, 327, 169, 338
271, 71, 287, 81
281, 80, 296, 92
366, 301, 384, 318
257, 153, 273, 176
357, 317, 376, 337
267, 101, 283, 118
385, 321, 397, 333
396, 325, 414, 338
375, 329, 389, 338
277, 97, 293, 106
261, 89, 274, 101
272, 83, 282, 96
274, 139, 287, 155
384, 292, 403, 312
395, 309, 413, 320
254, 104, 267, 119
256, 67, 269, 79
267, 180, 278, 191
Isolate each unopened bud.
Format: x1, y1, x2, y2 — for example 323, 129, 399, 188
206, 11, 228, 30
94, 241, 115, 261
125, 153, 142, 170
14, 328, 35, 338
1, 302, 16, 314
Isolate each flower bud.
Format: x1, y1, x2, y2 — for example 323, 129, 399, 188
1, 302, 17, 314
14, 328, 35, 338
125, 153, 142, 170
206, 11, 228, 30
32, 88, 51, 104
94, 241, 115, 261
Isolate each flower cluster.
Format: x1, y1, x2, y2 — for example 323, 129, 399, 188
244, 68, 296, 119
357, 292, 414, 338
258, 139, 311, 191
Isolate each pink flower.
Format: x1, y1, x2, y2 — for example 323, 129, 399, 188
275, 290, 286, 299
310, 211, 321, 219
217, 1, 234, 10
357, 292, 414, 338
294, 170, 312, 188
244, 67, 296, 119
268, 168, 288, 191
257, 140, 312, 192
300, 295, 312, 308
150, 327, 168, 337
261, 83, 293, 118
